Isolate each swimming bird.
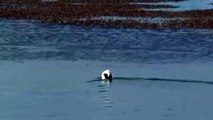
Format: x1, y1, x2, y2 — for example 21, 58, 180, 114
101, 70, 113, 82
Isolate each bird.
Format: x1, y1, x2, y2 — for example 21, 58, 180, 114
101, 70, 113, 82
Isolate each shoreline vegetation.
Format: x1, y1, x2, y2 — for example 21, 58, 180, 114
0, 0, 212, 29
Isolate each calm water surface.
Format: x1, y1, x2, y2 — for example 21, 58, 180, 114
0, 19, 213, 120
142, 0, 213, 11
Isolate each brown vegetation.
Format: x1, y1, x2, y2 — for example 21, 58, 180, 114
0, 0, 212, 29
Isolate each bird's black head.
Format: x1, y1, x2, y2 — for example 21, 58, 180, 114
104, 73, 113, 82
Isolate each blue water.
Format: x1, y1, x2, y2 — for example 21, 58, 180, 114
0, 19, 213, 120
140, 0, 213, 11
0, 19, 213, 63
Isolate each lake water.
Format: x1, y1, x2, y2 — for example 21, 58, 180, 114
142, 0, 213, 11
0, 19, 213, 120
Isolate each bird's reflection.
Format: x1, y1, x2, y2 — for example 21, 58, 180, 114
98, 81, 113, 108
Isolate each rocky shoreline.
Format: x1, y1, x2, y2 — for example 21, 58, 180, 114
0, 0, 212, 29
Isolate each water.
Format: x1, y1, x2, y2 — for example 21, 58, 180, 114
1, 19, 213, 63
0, 19, 213, 120
142, 0, 213, 11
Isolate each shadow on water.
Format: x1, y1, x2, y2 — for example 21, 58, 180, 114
87, 77, 213, 85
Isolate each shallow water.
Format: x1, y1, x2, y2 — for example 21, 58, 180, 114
166, 0, 213, 11
0, 19, 213, 120
143, 0, 213, 11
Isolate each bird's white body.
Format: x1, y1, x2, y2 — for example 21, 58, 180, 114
101, 70, 110, 80
101, 70, 113, 82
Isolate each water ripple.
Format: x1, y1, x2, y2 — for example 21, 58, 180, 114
0, 19, 213, 63
89, 77, 213, 85
114, 77, 213, 85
